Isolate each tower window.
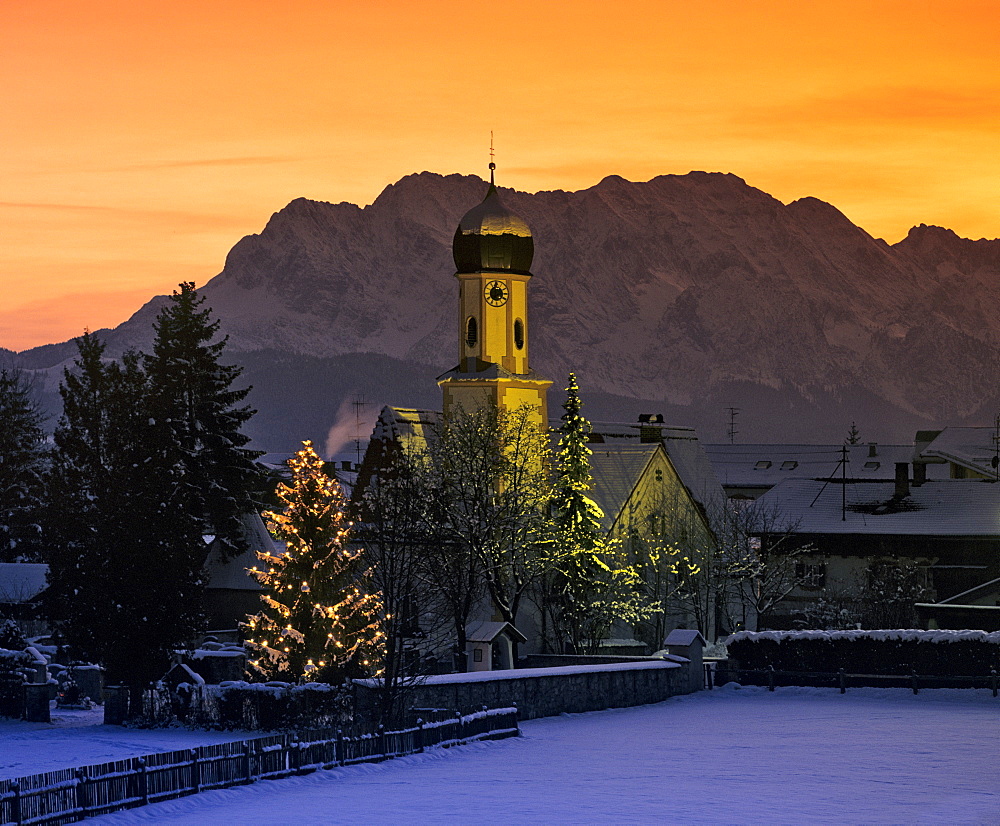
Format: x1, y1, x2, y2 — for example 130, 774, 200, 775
514, 318, 524, 350
466, 316, 478, 349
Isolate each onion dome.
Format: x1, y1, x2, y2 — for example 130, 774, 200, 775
453, 164, 534, 274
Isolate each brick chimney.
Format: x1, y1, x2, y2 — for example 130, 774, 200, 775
894, 462, 910, 499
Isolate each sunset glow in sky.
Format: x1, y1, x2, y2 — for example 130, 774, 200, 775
3, 0, 999, 351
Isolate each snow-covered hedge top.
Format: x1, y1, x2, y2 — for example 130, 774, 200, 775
725, 630, 1000, 645
353, 660, 680, 688
0, 647, 31, 663
214, 680, 341, 695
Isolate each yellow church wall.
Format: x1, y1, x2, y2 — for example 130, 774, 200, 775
612, 449, 713, 553
440, 383, 496, 418
498, 385, 549, 428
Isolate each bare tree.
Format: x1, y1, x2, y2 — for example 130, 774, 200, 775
426, 403, 553, 662
353, 446, 451, 719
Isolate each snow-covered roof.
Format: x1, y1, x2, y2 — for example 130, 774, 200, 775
373, 407, 441, 453
589, 444, 661, 531
664, 629, 706, 648
754, 478, 1000, 537
704, 444, 950, 490
590, 423, 723, 514
0, 563, 49, 603
204, 513, 275, 591
465, 620, 527, 644
919, 428, 1000, 478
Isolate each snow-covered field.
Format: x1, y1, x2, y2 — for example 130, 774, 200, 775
0, 707, 253, 780
5, 685, 994, 825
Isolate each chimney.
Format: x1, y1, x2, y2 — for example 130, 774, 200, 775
913, 462, 927, 486
868, 443, 878, 458
894, 462, 909, 499
638, 414, 664, 444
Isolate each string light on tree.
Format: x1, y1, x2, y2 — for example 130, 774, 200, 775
244, 440, 384, 683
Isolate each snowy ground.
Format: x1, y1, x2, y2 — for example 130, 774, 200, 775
4, 685, 989, 825
0, 707, 253, 780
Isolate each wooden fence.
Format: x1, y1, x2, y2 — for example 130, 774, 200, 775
0, 706, 519, 826
707, 663, 1000, 695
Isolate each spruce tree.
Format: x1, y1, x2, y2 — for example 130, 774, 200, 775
549, 374, 650, 653
246, 441, 383, 683
0, 368, 47, 562
44, 333, 205, 703
144, 282, 263, 558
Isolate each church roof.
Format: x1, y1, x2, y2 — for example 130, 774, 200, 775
452, 178, 534, 275
588, 444, 662, 531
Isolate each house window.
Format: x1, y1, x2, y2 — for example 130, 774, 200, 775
795, 562, 827, 589
466, 316, 478, 349
754, 461, 772, 470
780, 461, 798, 471
514, 318, 524, 350
473, 648, 484, 663
655, 469, 663, 482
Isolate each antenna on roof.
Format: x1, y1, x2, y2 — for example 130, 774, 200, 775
993, 414, 1000, 480
725, 407, 740, 444
489, 131, 496, 184
352, 394, 369, 469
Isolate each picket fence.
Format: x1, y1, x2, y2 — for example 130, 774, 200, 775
0, 706, 519, 825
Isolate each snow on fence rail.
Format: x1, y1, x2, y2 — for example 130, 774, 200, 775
0, 706, 519, 826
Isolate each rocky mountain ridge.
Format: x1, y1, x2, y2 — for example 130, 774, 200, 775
15, 171, 1000, 448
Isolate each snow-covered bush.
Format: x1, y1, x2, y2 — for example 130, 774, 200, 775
136, 679, 351, 730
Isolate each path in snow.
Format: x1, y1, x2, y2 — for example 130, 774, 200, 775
82, 686, 1000, 825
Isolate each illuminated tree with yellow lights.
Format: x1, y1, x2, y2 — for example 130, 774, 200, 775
546, 374, 656, 654
245, 441, 383, 683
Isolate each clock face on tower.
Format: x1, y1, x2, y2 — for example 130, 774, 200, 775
485, 280, 509, 307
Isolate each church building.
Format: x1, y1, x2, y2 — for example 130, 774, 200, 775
355, 165, 723, 663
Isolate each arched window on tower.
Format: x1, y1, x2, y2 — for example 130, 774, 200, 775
466, 316, 478, 349
513, 318, 524, 350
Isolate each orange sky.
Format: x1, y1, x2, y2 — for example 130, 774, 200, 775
3, 0, 1000, 351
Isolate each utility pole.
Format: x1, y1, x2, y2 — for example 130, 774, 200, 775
993, 414, 1000, 481
725, 407, 741, 445
841, 444, 848, 521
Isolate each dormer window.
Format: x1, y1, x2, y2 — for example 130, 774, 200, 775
754, 461, 772, 470
781, 461, 798, 471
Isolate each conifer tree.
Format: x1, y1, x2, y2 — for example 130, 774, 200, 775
548, 374, 651, 653
0, 367, 47, 562
144, 282, 263, 558
44, 333, 205, 702
246, 441, 383, 683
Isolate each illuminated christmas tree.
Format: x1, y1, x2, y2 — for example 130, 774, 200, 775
245, 441, 384, 683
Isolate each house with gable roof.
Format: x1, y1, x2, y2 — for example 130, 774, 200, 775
752, 467, 1000, 629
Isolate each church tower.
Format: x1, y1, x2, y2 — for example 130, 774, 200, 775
437, 165, 551, 427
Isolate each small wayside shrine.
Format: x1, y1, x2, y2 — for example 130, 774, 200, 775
437, 162, 552, 427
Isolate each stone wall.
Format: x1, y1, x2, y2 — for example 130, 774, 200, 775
354, 661, 690, 721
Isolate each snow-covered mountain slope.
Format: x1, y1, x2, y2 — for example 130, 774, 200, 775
17, 172, 1000, 448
